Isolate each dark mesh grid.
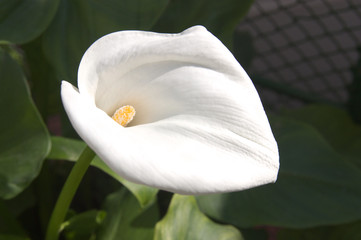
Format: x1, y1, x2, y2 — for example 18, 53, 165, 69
237, 0, 361, 111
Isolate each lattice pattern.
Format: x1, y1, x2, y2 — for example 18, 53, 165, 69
238, 0, 361, 110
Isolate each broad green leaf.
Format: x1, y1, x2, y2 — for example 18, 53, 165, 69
0, 50, 50, 199
155, 194, 243, 240
91, 158, 159, 208
0, 235, 30, 240
278, 228, 329, 240
0, 200, 27, 237
96, 188, 159, 240
282, 104, 361, 167
48, 137, 85, 162
152, 0, 254, 47
197, 116, 361, 228
329, 220, 361, 240
48, 136, 158, 207
42, 0, 169, 84
61, 209, 106, 240
22, 38, 61, 119
240, 229, 267, 240
3, 185, 36, 218
0, 0, 60, 44
278, 220, 361, 240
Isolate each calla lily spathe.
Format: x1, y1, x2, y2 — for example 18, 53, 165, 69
61, 26, 279, 194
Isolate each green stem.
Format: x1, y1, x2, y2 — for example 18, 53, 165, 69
45, 146, 95, 240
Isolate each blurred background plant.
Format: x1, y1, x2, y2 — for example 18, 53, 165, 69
0, 0, 360, 239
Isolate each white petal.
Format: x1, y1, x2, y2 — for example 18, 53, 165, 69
62, 26, 279, 194
78, 26, 248, 117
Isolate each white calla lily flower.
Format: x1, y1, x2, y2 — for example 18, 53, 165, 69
61, 26, 279, 194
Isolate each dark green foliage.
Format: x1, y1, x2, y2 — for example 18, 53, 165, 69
0, 50, 50, 199
0, 1, 360, 240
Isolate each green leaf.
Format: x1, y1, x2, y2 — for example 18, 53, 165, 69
49, 136, 158, 207
282, 104, 361, 167
152, 0, 254, 47
197, 116, 361, 228
61, 209, 106, 240
329, 221, 361, 240
96, 188, 159, 240
239, 228, 267, 240
42, 0, 169, 84
0, 50, 50, 199
278, 220, 361, 240
2, 185, 36, 218
278, 228, 329, 240
0, 235, 30, 240
0, 200, 27, 237
47, 137, 85, 162
155, 194, 244, 240
0, 0, 60, 44
22, 38, 61, 119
